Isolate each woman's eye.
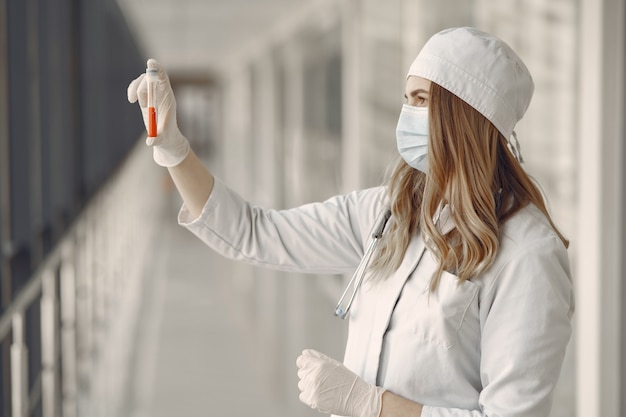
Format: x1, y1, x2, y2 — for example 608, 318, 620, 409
404, 94, 428, 105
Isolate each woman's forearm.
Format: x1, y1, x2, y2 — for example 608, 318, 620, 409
167, 150, 214, 219
381, 391, 424, 417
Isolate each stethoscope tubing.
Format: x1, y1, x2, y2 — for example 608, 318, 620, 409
334, 209, 392, 319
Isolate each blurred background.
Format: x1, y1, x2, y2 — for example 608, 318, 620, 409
0, 0, 624, 416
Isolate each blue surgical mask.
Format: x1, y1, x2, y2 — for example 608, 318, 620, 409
396, 104, 429, 173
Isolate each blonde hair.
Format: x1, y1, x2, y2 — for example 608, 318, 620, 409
369, 83, 568, 288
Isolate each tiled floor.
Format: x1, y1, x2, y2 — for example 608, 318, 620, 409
123, 197, 284, 417
122, 190, 332, 417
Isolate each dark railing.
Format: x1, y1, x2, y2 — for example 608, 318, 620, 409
0, 143, 164, 417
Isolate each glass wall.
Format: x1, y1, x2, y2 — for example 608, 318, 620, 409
0, 0, 145, 416
0, 0, 145, 309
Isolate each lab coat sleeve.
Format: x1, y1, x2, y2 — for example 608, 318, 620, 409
178, 177, 387, 274
421, 236, 574, 417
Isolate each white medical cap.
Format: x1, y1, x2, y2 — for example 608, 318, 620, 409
408, 27, 534, 140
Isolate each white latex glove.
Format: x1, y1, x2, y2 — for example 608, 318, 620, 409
127, 59, 190, 167
296, 349, 384, 417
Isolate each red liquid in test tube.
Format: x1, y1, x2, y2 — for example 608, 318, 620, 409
146, 68, 158, 137
148, 107, 157, 137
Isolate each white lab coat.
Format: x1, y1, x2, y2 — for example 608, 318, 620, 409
179, 178, 574, 417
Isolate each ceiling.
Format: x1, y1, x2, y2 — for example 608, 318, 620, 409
116, 0, 315, 77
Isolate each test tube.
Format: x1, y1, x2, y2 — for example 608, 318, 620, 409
146, 68, 158, 137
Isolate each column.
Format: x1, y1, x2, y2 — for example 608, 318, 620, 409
340, 0, 364, 192
575, 0, 625, 416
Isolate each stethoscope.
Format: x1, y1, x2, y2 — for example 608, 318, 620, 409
334, 209, 392, 319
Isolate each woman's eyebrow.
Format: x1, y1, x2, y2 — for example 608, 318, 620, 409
403, 88, 429, 99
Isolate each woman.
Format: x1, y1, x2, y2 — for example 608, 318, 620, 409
128, 27, 574, 417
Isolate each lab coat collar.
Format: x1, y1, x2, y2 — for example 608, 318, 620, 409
437, 204, 456, 235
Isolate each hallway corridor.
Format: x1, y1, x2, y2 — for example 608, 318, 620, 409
3, 1, 624, 415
